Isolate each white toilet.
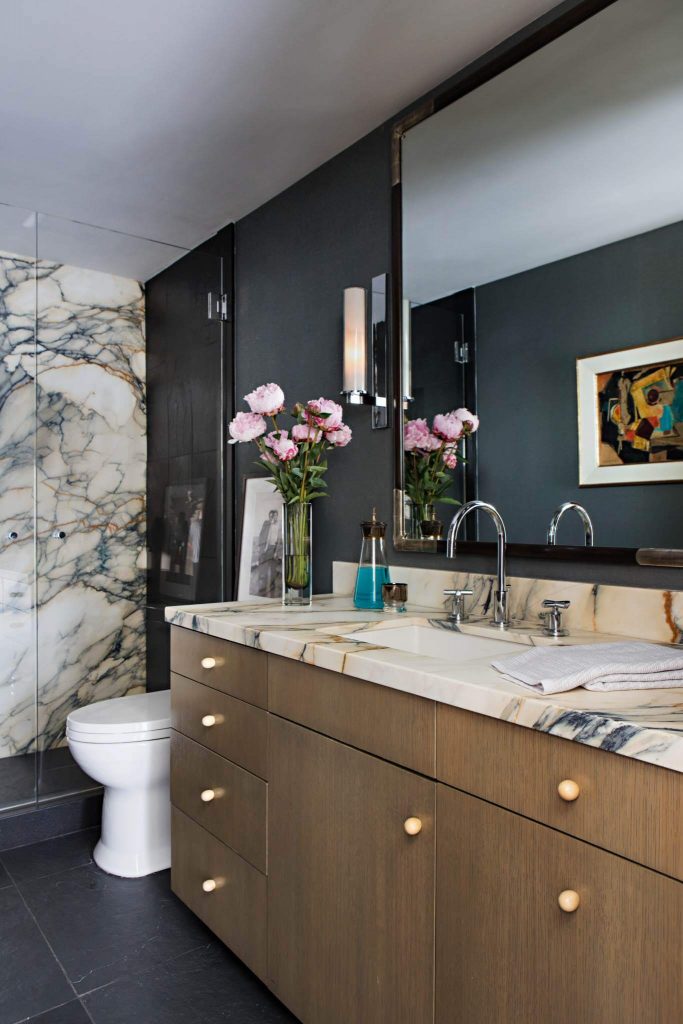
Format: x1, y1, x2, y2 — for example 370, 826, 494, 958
66, 690, 172, 878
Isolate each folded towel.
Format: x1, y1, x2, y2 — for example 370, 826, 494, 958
491, 641, 683, 694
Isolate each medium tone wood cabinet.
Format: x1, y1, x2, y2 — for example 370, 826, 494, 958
435, 784, 683, 1024
169, 626, 683, 1024
268, 715, 435, 1024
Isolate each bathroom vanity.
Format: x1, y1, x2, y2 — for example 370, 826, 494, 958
167, 589, 683, 1024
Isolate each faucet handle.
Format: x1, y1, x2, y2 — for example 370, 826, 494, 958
444, 589, 473, 623
539, 599, 570, 637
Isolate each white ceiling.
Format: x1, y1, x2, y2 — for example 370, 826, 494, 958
403, 0, 683, 304
0, 0, 556, 279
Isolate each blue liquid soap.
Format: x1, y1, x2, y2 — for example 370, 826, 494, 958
354, 564, 391, 610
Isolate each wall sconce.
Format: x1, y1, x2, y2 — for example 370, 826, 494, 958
341, 275, 388, 429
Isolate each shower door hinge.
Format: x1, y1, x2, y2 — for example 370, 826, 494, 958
208, 292, 232, 322
454, 340, 469, 364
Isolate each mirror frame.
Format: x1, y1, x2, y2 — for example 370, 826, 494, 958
390, 0, 681, 567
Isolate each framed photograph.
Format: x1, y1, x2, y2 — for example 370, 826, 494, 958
159, 480, 206, 600
577, 338, 683, 486
236, 476, 284, 601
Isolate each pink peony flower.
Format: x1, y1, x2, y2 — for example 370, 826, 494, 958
404, 418, 440, 452
443, 448, 458, 470
264, 429, 288, 448
229, 411, 267, 443
272, 436, 298, 461
304, 397, 344, 431
326, 424, 352, 447
454, 407, 479, 433
433, 412, 464, 442
244, 383, 285, 416
260, 450, 278, 466
292, 423, 322, 443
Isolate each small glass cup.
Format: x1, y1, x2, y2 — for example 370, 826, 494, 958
382, 582, 408, 613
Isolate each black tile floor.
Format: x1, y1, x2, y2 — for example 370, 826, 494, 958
0, 829, 297, 1024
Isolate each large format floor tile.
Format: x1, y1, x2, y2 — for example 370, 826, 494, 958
0, 860, 11, 889
20, 866, 212, 994
0, 887, 73, 1024
24, 1000, 92, 1024
0, 829, 97, 884
83, 941, 296, 1024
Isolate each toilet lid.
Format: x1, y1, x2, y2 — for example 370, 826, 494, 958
66, 690, 171, 736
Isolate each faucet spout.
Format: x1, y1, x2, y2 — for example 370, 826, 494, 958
447, 500, 509, 627
547, 502, 594, 546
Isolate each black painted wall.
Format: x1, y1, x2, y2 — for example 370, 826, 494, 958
145, 226, 234, 690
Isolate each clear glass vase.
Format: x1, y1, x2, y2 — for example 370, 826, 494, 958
282, 502, 312, 607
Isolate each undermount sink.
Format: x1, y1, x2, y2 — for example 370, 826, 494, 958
342, 624, 521, 662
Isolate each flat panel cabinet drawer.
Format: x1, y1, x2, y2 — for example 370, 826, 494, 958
171, 732, 267, 873
268, 655, 436, 776
170, 626, 267, 708
171, 807, 266, 980
171, 673, 267, 779
436, 784, 683, 1024
437, 704, 683, 880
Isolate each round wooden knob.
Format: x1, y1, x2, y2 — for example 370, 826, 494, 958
202, 879, 217, 893
404, 817, 422, 836
201, 657, 217, 669
558, 889, 580, 913
200, 789, 215, 803
558, 779, 580, 802
201, 714, 216, 727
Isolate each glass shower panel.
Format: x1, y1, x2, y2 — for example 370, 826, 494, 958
33, 214, 200, 804
0, 202, 38, 813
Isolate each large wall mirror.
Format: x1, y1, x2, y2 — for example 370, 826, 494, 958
393, 0, 683, 564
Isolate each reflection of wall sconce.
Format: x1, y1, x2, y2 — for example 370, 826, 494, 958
341, 275, 388, 429
402, 298, 414, 404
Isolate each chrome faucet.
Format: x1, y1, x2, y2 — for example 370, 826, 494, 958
447, 500, 509, 628
547, 502, 594, 547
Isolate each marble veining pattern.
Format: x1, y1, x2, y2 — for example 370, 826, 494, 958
0, 250, 146, 757
166, 591, 683, 773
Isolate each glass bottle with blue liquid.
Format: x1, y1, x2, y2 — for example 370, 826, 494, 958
353, 508, 391, 610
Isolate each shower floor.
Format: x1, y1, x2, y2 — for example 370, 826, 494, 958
0, 748, 98, 815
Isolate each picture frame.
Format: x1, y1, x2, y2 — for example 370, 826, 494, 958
577, 337, 683, 486
236, 476, 284, 601
159, 480, 207, 600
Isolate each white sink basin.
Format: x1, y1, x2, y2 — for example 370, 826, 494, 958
342, 624, 521, 662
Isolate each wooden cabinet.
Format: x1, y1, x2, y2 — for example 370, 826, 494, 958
169, 628, 683, 1024
268, 715, 435, 1024
435, 784, 683, 1024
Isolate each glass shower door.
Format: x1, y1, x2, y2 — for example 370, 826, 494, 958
0, 202, 38, 813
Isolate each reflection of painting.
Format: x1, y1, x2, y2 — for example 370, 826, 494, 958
578, 338, 683, 485
236, 477, 283, 601
159, 481, 206, 600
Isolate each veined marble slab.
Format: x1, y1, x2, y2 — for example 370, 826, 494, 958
0, 250, 146, 758
166, 593, 683, 774
333, 562, 683, 644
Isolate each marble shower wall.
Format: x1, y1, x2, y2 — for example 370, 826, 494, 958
0, 249, 146, 758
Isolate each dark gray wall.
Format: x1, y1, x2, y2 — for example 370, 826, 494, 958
476, 220, 683, 549
234, 128, 394, 594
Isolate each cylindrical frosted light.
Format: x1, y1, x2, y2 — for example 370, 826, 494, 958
343, 287, 367, 394
401, 298, 413, 402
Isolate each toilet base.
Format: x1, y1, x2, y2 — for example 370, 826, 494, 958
94, 835, 170, 878
95, 765, 171, 878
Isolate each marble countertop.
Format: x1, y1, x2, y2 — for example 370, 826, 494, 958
166, 595, 683, 774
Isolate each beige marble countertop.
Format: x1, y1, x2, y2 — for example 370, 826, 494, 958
166, 595, 683, 773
